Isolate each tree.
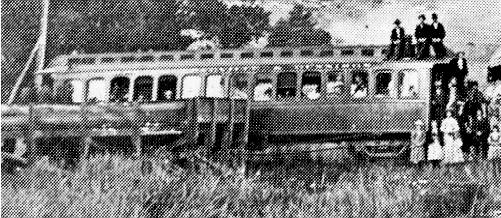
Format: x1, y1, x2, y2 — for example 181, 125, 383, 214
268, 4, 335, 47
178, 0, 270, 49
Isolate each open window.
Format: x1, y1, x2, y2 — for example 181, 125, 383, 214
398, 69, 419, 98
350, 70, 368, 98
375, 70, 395, 97
157, 75, 177, 101
182, 75, 202, 99
57, 79, 84, 103
302, 71, 321, 100
229, 73, 249, 99
87, 78, 106, 102
277, 72, 296, 99
109, 77, 130, 102
206, 74, 225, 98
326, 71, 344, 96
133, 76, 153, 102
253, 73, 273, 101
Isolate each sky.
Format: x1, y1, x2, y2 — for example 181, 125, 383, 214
233, 0, 501, 48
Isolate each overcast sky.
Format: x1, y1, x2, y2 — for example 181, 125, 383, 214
242, 0, 500, 48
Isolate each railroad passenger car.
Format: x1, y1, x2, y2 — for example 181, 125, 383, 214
3, 45, 454, 159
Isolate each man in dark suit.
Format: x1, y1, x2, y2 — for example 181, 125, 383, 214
449, 51, 468, 99
430, 13, 446, 59
415, 14, 430, 59
387, 19, 405, 60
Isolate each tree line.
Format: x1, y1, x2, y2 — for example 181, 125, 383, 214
1, 0, 335, 101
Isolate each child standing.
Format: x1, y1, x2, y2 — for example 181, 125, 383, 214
488, 125, 501, 160
428, 133, 443, 167
410, 120, 426, 166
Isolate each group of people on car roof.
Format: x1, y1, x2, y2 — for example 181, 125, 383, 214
388, 13, 447, 60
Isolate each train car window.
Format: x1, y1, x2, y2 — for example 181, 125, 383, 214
87, 78, 106, 102
375, 71, 396, 97
157, 75, 177, 101
350, 71, 368, 98
69, 80, 84, 103
109, 77, 130, 102
277, 72, 297, 99
230, 73, 249, 99
206, 74, 225, 98
57, 80, 84, 103
302, 71, 321, 100
133, 76, 153, 102
253, 74, 273, 101
398, 69, 419, 98
182, 75, 202, 99
326, 71, 344, 96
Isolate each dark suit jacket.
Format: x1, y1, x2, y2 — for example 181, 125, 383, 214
391, 27, 405, 41
415, 23, 430, 40
430, 22, 446, 39
449, 58, 468, 81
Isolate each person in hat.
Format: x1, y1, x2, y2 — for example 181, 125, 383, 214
430, 13, 446, 59
415, 14, 431, 59
440, 109, 464, 164
471, 109, 490, 159
410, 119, 427, 165
388, 19, 406, 60
449, 51, 468, 99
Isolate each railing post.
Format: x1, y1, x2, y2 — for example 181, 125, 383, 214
79, 102, 91, 159
222, 99, 235, 152
132, 103, 142, 157
238, 98, 251, 164
26, 103, 37, 159
205, 98, 217, 156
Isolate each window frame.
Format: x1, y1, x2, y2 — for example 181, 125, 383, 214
181, 74, 203, 99
157, 75, 178, 101
86, 77, 107, 102
205, 73, 226, 98
133, 76, 154, 102
109, 76, 131, 103
252, 72, 275, 102
229, 73, 250, 100
66, 79, 84, 104
325, 70, 347, 98
349, 70, 369, 99
301, 71, 322, 100
397, 69, 420, 99
373, 69, 395, 98
276, 72, 297, 100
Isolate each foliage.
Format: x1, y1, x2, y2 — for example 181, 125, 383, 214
2, 155, 501, 218
268, 4, 335, 47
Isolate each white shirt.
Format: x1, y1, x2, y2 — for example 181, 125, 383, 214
458, 58, 464, 70
433, 22, 438, 29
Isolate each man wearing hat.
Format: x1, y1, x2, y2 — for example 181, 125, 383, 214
430, 13, 446, 59
388, 19, 405, 60
415, 14, 431, 59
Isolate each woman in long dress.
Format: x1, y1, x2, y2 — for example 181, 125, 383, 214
488, 125, 501, 160
441, 110, 465, 164
410, 120, 426, 165
428, 133, 443, 168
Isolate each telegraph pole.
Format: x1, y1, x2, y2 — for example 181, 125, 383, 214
7, 0, 50, 104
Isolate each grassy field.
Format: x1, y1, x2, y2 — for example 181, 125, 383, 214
2, 155, 501, 218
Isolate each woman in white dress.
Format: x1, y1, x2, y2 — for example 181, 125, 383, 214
440, 109, 465, 164
428, 133, 443, 168
488, 125, 501, 160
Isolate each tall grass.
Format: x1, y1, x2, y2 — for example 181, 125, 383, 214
2, 155, 501, 218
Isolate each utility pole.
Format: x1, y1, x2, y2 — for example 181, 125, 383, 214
7, 0, 50, 105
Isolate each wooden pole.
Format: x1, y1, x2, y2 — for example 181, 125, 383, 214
7, 39, 40, 105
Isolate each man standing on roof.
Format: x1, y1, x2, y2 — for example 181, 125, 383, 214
430, 13, 446, 59
415, 14, 431, 59
388, 19, 405, 60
